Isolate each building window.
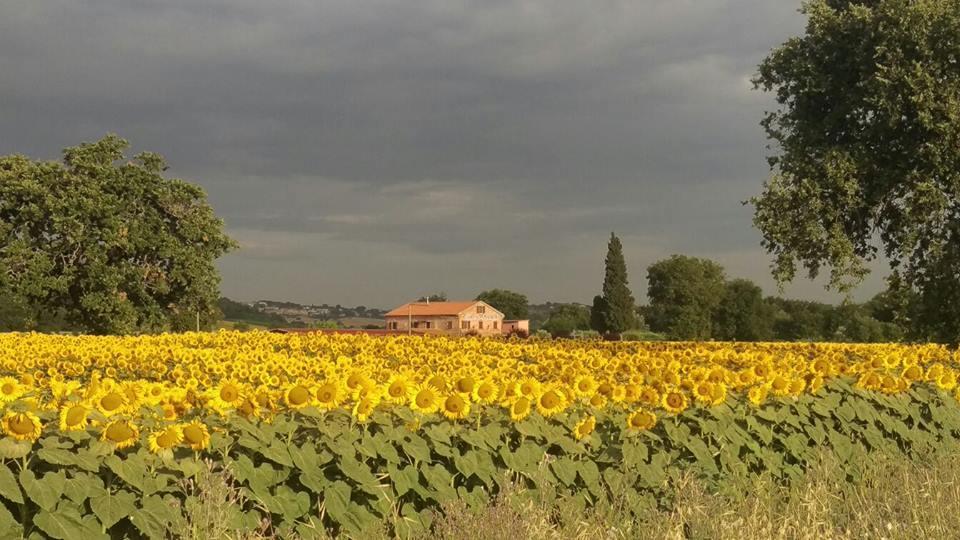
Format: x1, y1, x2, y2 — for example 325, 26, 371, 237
388, 321, 398, 330
446, 321, 453, 329
477, 305, 486, 314
478, 321, 484, 330
493, 321, 498, 330
461, 320, 470, 330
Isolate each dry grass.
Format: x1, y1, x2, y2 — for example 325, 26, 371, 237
172, 459, 274, 540
180, 451, 960, 539
429, 452, 960, 540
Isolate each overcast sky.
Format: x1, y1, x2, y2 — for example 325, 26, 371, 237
0, 1, 887, 308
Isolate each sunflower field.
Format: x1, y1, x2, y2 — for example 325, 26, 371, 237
0, 331, 959, 538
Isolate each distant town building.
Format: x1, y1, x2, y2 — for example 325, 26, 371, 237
385, 300, 524, 337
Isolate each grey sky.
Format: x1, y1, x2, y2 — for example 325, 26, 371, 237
0, 1, 886, 308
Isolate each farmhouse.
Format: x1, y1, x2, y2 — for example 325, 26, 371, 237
385, 300, 511, 336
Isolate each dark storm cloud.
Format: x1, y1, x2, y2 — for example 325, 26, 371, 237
0, 1, 884, 306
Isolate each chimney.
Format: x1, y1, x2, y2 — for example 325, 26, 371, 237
426, 297, 430, 305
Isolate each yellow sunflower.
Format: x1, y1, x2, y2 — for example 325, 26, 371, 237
236, 396, 262, 420
441, 394, 470, 420
147, 425, 183, 454
426, 373, 448, 392
516, 378, 541, 399
283, 384, 313, 409
95, 390, 127, 417
661, 389, 688, 414
937, 370, 958, 391
211, 379, 244, 408
182, 421, 211, 451
626, 409, 657, 431
589, 393, 609, 410
0, 377, 23, 403
572, 415, 596, 440
573, 375, 598, 399
454, 375, 476, 396
314, 380, 344, 410
693, 382, 714, 404
345, 371, 374, 397
101, 420, 140, 449
509, 396, 532, 422
58, 404, 89, 432
385, 375, 414, 404
638, 386, 660, 407
472, 380, 500, 404
352, 393, 380, 423
160, 403, 179, 422
770, 375, 792, 396
2, 411, 42, 441
535, 386, 568, 417
748, 385, 769, 406
410, 386, 440, 414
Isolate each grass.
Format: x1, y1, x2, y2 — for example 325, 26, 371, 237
180, 450, 960, 539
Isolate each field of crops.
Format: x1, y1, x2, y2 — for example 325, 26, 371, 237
0, 332, 959, 538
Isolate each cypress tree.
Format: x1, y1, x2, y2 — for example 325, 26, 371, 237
589, 295, 608, 334
593, 232, 637, 334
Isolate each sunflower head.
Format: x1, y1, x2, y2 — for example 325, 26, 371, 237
509, 396, 532, 422
536, 387, 567, 417
147, 425, 183, 454
2, 411, 42, 441
441, 394, 470, 420
626, 409, 657, 432
472, 380, 499, 404
572, 415, 596, 440
97, 391, 127, 416
102, 420, 139, 450
352, 394, 380, 423
410, 386, 440, 414
182, 421, 211, 451
661, 390, 688, 414
385, 375, 413, 404
284, 384, 312, 409
0, 377, 22, 402
314, 381, 343, 410
58, 404, 89, 432
748, 385, 769, 406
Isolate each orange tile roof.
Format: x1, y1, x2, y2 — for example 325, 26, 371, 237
385, 301, 483, 317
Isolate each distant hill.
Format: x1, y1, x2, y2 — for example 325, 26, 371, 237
218, 298, 289, 328
219, 298, 387, 329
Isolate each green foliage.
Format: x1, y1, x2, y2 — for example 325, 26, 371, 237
541, 304, 591, 338
418, 293, 447, 303
2, 380, 959, 538
646, 255, 726, 340
752, 0, 960, 342
591, 233, 637, 334
713, 279, 776, 341
620, 329, 667, 342
0, 135, 236, 334
475, 289, 529, 320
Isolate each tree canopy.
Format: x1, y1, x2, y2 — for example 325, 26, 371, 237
542, 304, 591, 338
713, 279, 776, 341
475, 289, 529, 320
0, 135, 236, 334
645, 255, 726, 340
752, 0, 960, 342
590, 233, 637, 334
